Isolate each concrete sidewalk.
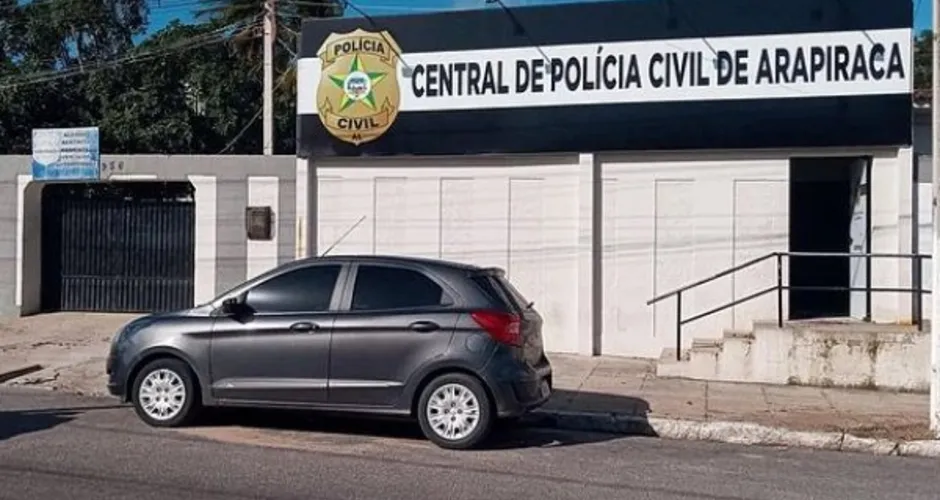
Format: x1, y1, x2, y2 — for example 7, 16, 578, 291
543, 354, 932, 442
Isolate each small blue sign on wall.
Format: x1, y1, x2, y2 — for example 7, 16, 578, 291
31, 127, 100, 180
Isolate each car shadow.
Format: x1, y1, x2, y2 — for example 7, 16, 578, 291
196, 389, 652, 450
0, 404, 125, 442
533, 388, 657, 434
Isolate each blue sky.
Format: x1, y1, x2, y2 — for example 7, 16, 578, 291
149, 0, 933, 36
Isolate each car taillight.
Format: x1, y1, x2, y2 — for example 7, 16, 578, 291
471, 310, 521, 347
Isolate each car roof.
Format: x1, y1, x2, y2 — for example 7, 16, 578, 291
290, 254, 486, 272
209, 254, 503, 306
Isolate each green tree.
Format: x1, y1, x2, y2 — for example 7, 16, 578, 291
0, 0, 152, 153
0, 0, 342, 155
83, 21, 262, 154
914, 29, 932, 104
195, 0, 344, 153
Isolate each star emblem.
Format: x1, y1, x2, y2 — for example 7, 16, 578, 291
327, 54, 388, 112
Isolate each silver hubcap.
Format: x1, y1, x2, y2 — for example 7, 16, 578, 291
138, 368, 186, 421
426, 383, 480, 441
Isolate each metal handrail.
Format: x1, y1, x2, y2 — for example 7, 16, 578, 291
647, 252, 777, 305
647, 251, 933, 361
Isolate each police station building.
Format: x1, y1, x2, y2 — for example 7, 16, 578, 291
295, 0, 918, 359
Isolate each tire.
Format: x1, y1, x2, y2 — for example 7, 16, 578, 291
417, 372, 494, 450
130, 357, 201, 428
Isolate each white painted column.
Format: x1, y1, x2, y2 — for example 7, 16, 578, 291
295, 157, 309, 259
870, 154, 902, 322
895, 148, 915, 321
15, 174, 31, 308
189, 175, 217, 305
577, 153, 601, 356
247, 176, 280, 279
307, 156, 318, 257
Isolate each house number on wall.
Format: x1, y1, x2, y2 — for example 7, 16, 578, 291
99, 161, 125, 175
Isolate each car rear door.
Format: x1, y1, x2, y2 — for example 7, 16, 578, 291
327, 263, 460, 408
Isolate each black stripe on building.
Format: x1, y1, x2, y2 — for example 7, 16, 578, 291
298, 94, 911, 158
300, 0, 911, 57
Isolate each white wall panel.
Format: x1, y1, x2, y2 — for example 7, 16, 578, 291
318, 175, 374, 255
601, 175, 654, 356
247, 176, 279, 279
652, 180, 696, 347
602, 154, 789, 358
440, 177, 510, 268
318, 157, 580, 353
731, 180, 788, 329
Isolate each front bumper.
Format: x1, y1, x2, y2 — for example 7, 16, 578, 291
105, 351, 128, 400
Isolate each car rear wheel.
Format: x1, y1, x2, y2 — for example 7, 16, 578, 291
417, 373, 493, 450
131, 358, 200, 428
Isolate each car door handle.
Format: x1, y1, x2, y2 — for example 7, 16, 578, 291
289, 322, 318, 333
409, 321, 440, 333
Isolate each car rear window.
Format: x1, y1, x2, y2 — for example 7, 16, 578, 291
470, 274, 529, 312
496, 276, 531, 310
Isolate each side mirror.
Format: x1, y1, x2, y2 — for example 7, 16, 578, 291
220, 297, 239, 315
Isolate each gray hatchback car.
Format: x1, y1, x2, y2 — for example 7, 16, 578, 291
106, 255, 553, 449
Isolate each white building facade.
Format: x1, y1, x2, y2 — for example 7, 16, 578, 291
296, 0, 918, 359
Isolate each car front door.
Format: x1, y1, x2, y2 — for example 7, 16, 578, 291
328, 263, 459, 408
209, 263, 345, 405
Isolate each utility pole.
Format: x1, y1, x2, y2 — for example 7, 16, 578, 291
931, 0, 940, 438
262, 0, 276, 155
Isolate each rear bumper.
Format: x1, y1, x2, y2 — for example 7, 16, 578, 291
486, 358, 553, 418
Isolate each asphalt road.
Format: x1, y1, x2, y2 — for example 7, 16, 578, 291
0, 388, 937, 500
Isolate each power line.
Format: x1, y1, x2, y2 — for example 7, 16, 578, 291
217, 57, 296, 154
337, 0, 413, 69
1, 0, 206, 15
4, 16, 258, 70
0, 18, 260, 90
286, 0, 447, 13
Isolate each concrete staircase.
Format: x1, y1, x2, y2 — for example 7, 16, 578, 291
658, 329, 757, 382
656, 319, 931, 392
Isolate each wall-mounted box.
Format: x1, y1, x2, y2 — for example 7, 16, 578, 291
245, 206, 274, 241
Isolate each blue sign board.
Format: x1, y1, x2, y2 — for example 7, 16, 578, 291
31, 127, 100, 180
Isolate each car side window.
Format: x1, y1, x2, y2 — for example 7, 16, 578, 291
245, 265, 341, 313
350, 265, 447, 311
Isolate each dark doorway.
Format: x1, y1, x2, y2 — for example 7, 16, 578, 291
788, 157, 871, 320
41, 181, 196, 313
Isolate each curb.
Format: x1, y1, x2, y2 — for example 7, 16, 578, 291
524, 409, 940, 458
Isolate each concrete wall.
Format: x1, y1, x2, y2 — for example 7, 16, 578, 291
659, 320, 930, 392
0, 155, 297, 316
303, 146, 916, 359
599, 151, 789, 358
309, 154, 591, 355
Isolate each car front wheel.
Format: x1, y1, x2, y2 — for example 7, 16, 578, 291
130, 358, 200, 428
417, 373, 494, 449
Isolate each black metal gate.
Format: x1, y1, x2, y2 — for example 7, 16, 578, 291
41, 182, 196, 313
